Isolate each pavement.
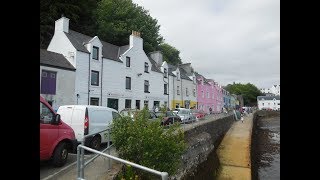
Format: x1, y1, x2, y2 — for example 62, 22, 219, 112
40, 112, 233, 180
48, 146, 121, 180
216, 113, 253, 180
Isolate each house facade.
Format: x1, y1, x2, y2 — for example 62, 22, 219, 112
257, 96, 280, 110
47, 17, 167, 111
260, 84, 280, 96
40, 49, 76, 111
195, 73, 215, 114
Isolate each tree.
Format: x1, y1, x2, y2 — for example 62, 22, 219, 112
112, 107, 186, 176
159, 43, 182, 65
224, 83, 263, 106
40, 0, 98, 48
95, 0, 163, 53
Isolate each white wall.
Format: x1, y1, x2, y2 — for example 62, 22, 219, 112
258, 99, 280, 110
40, 66, 76, 110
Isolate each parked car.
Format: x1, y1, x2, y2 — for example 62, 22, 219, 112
120, 108, 140, 120
40, 96, 77, 167
191, 109, 206, 120
175, 108, 196, 124
57, 105, 121, 150
154, 111, 182, 126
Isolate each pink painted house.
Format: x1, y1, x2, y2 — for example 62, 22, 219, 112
195, 73, 215, 114
213, 81, 224, 113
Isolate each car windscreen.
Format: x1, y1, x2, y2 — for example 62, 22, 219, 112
178, 110, 188, 114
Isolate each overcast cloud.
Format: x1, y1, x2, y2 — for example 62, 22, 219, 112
132, 0, 280, 89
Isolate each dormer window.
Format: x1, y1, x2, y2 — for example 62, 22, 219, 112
144, 62, 149, 73
164, 68, 167, 78
92, 46, 99, 60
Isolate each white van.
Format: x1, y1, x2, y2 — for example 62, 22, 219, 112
57, 105, 121, 150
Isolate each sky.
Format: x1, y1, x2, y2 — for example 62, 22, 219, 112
132, 0, 280, 89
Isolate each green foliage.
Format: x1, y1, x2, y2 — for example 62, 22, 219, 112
40, 0, 98, 48
224, 83, 263, 106
117, 165, 139, 180
111, 107, 186, 175
159, 43, 182, 65
95, 0, 163, 53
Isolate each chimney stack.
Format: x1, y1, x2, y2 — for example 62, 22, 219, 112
55, 16, 69, 33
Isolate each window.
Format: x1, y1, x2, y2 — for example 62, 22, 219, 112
164, 68, 167, 78
40, 102, 54, 124
193, 89, 196, 97
126, 77, 131, 90
262, 103, 264, 106
92, 46, 99, 60
90, 97, 99, 106
202, 90, 204, 98
164, 101, 167, 108
164, 84, 168, 94
126, 57, 130, 67
144, 80, 149, 93
144, 100, 149, 108
177, 86, 180, 95
212, 93, 214, 99
91, 71, 99, 86
176, 103, 180, 108
125, 99, 131, 109
144, 62, 149, 73
207, 92, 209, 98
41, 70, 57, 94
186, 88, 189, 96
177, 72, 180, 80
136, 100, 140, 110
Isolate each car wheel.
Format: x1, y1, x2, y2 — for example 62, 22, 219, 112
52, 142, 68, 167
90, 136, 101, 150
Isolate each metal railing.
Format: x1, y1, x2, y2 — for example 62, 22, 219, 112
76, 126, 168, 180
77, 127, 112, 179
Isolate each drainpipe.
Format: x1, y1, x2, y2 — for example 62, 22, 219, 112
173, 73, 175, 109
101, 56, 103, 106
181, 76, 183, 108
88, 52, 91, 105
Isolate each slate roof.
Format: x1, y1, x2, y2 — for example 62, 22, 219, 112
167, 64, 177, 76
40, 49, 75, 71
257, 96, 280, 101
178, 67, 192, 81
64, 30, 128, 62
148, 57, 163, 73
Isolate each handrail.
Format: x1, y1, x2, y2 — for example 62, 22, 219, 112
77, 145, 168, 180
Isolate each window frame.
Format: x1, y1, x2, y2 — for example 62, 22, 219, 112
92, 46, 99, 60
126, 56, 130, 67
144, 80, 150, 93
91, 70, 99, 86
144, 62, 149, 73
125, 77, 131, 90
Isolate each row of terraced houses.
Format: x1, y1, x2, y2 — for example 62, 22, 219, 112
40, 17, 241, 114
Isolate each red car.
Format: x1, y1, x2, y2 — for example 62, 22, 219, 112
40, 96, 77, 167
191, 109, 206, 120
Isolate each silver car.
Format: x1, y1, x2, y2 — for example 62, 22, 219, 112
175, 108, 196, 124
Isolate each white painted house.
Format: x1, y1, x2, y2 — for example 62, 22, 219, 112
47, 17, 167, 111
40, 49, 76, 111
260, 85, 280, 96
257, 96, 280, 110
179, 63, 197, 109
